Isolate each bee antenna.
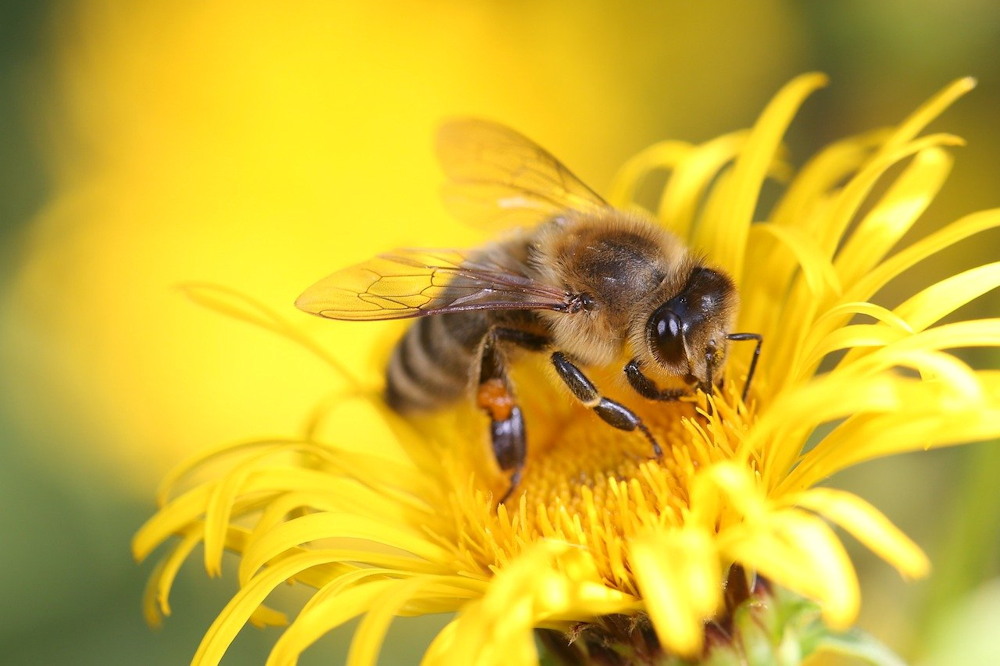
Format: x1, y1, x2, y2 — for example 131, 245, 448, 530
726, 332, 763, 403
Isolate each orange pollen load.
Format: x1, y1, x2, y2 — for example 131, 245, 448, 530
477, 378, 516, 421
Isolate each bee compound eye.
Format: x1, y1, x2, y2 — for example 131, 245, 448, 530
648, 305, 686, 367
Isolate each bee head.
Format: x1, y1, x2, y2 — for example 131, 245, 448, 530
645, 266, 738, 392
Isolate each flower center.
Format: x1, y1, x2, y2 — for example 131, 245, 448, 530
516, 400, 700, 519
446, 396, 732, 591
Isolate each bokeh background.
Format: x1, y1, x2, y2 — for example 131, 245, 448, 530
2, 1, 998, 664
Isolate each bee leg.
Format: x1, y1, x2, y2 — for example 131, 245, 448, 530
725, 333, 763, 402
491, 407, 525, 504
477, 333, 527, 503
624, 359, 689, 401
551, 351, 662, 458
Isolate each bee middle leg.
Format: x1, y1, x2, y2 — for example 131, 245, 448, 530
477, 328, 550, 503
551, 352, 663, 457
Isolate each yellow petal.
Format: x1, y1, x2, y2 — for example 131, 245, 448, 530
266, 579, 399, 666
446, 542, 583, 666
817, 134, 963, 259
699, 72, 828, 279
833, 147, 953, 286
791, 488, 930, 579
347, 577, 435, 666
769, 128, 888, 232
880, 77, 976, 153
843, 209, 1000, 304
749, 222, 841, 298
787, 390, 1000, 490
724, 510, 859, 629
895, 262, 1000, 332
194, 552, 364, 666
606, 139, 692, 209
141, 529, 201, 627
744, 374, 903, 477
630, 528, 722, 658
657, 131, 759, 242
240, 513, 448, 576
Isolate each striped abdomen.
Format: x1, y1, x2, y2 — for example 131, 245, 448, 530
385, 311, 489, 412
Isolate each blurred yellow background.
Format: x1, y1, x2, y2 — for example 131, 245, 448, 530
1, 1, 998, 663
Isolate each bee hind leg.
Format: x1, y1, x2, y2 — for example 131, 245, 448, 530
477, 332, 530, 504
490, 406, 525, 504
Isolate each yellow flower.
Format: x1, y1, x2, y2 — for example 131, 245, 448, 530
134, 74, 1000, 664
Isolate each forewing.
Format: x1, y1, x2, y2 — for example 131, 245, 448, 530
295, 248, 572, 321
437, 119, 610, 229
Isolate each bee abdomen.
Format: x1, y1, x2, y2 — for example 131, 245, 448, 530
385, 313, 485, 413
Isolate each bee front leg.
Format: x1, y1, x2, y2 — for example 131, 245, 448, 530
624, 359, 689, 401
551, 352, 662, 458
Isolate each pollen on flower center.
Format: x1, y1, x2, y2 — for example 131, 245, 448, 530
516, 400, 700, 517
453, 394, 741, 598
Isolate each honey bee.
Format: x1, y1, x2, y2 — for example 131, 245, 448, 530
296, 120, 761, 501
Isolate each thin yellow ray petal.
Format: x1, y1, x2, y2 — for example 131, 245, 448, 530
749, 141, 978, 385
240, 513, 448, 577
202, 462, 433, 574
347, 577, 433, 666
266, 580, 398, 666
743, 131, 887, 336
247, 466, 431, 520
749, 222, 842, 298
657, 131, 752, 242
269, 567, 421, 657
141, 529, 202, 627
741, 220, 844, 387
146, 440, 426, 573
799, 324, 909, 380
791, 488, 930, 579
876, 319, 1000, 355
133, 483, 216, 561
879, 77, 976, 154
238, 493, 422, 583
240, 546, 443, 588
699, 72, 828, 280
248, 605, 289, 629
769, 128, 888, 232
843, 209, 1000, 304
155, 438, 300, 506
745, 375, 904, 480
816, 134, 963, 267
894, 262, 1000, 332
193, 551, 360, 666
844, 349, 983, 407
805, 301, 915, 356
606, 139, 692, 208
203, 465, 260, 576
421, 620, 459, 666
826, 323, 995, 413
787, 397, 1000, 490
834, 147, 953, 285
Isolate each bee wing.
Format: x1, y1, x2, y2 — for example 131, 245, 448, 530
296, 248, 573, 321
437, 119, 610, 229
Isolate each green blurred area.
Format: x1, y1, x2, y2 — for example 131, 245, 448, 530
2, 2, 998, 664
